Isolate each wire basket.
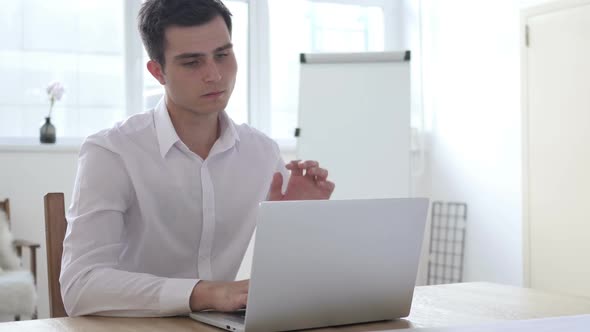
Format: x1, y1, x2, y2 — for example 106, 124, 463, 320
427, 201, 468, 285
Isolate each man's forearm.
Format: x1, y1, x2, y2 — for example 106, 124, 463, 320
61, 265, 197, 317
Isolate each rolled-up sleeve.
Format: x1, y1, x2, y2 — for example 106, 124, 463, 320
60, 139, 198, 317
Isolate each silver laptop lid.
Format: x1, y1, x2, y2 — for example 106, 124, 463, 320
245, 198, 429, 332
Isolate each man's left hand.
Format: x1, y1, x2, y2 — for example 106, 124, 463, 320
268, 160, 335, 201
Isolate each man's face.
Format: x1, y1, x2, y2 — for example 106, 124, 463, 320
152, 15, 237, 116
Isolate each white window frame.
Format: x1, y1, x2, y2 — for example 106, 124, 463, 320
244, 0, 271, 134
125, 0, 145, 117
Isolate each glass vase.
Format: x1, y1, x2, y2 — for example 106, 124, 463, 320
40, 117, 56, 144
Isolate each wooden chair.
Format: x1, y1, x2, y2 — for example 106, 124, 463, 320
43, 193, 68, 318
0, 198, 40, 320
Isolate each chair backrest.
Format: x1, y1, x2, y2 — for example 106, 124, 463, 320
44, 193, 68, 318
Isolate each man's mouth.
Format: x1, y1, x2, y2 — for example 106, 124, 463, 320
202, 90, 225, 98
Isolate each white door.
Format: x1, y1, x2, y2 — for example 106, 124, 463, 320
523, 0, 590, 296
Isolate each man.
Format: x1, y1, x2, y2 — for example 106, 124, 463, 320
60, 0, 334, 317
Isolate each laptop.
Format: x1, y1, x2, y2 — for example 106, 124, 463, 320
190, 198, 429, 332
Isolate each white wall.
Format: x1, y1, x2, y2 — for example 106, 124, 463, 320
0, 142, 79, 320
419, 0, 550, 286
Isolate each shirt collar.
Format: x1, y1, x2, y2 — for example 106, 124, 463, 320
154, 98, 181, 158
216, 107, 241, 153
154, 97, 241, 159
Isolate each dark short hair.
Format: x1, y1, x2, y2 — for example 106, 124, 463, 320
138, 0, 233, 67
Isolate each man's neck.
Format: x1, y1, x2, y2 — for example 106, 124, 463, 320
166, 98, 220, 160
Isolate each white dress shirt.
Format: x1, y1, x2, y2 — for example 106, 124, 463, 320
60, 99, 288, 317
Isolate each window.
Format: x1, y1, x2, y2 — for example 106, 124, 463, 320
0, 0, 125, 137
268, 0, 386, 142
0, 0, 391, 142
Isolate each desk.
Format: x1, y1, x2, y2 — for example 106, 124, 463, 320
1, 282, 589, 331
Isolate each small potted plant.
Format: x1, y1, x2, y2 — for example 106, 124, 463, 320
40, 81, 65, 144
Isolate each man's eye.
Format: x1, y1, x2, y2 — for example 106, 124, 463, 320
215, 53, 229, 58
183, 61, 199, 67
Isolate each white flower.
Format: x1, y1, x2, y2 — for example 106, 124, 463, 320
46, 81, 65, 118
46, 81, 65, 101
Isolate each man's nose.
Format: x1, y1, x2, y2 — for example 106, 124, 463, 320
203, 60, 222, 83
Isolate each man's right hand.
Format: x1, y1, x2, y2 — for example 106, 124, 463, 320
190, 280, 249, 312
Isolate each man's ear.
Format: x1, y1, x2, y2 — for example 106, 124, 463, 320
147, 60, 166, 85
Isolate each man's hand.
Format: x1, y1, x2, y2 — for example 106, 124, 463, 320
190, 280, 249, 312
268, 160, 335, 201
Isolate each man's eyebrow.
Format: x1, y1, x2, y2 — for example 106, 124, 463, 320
215, 43, 233, 52
173, 43, 234, 61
